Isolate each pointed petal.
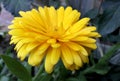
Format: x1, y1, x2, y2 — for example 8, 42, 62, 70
48, 6, 57, 27
80, 38, 96, 43
78, 27, 97, 35
57, 7, 64, 27
79, 53, 89, 63
65, 42, 82, 51
61, 55, 71, 69
45, 48, 54, 73
87, 32, 101, 37
80, 43, 97, 49
78, 45, 88, 56
9, 29, 25, 36
69, 18, 90, 33
38, 7, 48, 28
51, 48, 61, 65
17, 44, 29, 61
63, 10, 80, 30
35, 43, 50, 55
26, 42, 40, 52
71, 36, 88, 41
61, 45, 73, 65
28, 50, 45, 66
71, 50, 83, 67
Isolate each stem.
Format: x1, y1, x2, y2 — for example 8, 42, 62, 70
97, 39, 104, 57
33, 64, 44, 81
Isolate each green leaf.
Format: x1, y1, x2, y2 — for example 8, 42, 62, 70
83, 63, 111, 75
84, 8, 99, 19
49, 0, 60, 8
67, 0, 81, 11
33, 64, 52, 81
98, 5, 120, 35
0, 55, 32, 81
83, 43, 120, 75
2, 0, 32, 16
33, 64, 44, 81
66, 78, 79, 81
34, 72, 52, 81
99, 43, 120, 63
39, 74, 51, 81
78, 73, 87, 81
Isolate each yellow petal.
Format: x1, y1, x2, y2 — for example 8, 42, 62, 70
62, 27, 96, 40
80, 43, 97, 49
57, 7, 64, 27
61, 45, 73, 65
10, 36, 22, 44
35, 43, 50, 55
45, 48, 54, 73
61, 55, 71, 69
80, 38, 96, 43
31, 9, 44, 27
17, 44, 29, 61
15, 38, 34, 51
87, 32, 101, 37
38, 7, 49, 28
35, 35, 49, 42
9, 29, 25, 36
64, 6, 72, 18
48, 6, 57, 27
71, 50, 82, 67
51, 48, 61, 65
78, 27, 97, 36
78, 45, 88, 56
63, 10, 80, 30
57, 7, 64, 34
15, 41, 24, 51
28, 51, 45, 66
19, 11, 26, 16
65, 42, 81, 51
71, 36, 88, 41
8, 25, 16, 29
79, 53, 89, 63
68, 64, 76, 71
19, 11, 41, 27
69, 18, 90, 33
26, 42, 40, 52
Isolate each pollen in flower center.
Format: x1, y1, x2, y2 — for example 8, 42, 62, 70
46, 27, 63, 38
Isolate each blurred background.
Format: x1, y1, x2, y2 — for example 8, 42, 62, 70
0, 0, 120, 81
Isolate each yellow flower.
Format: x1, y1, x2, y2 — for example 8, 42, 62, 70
8, 6, 101, 73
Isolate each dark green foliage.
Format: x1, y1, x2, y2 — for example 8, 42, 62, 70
98, 6, 120, 36
0, 0, 120, 81
1, 0, 32, 16
0, 55, 32, 81
66, 0, 81, 11
84, 8, 99, 19
49, 0, 60, 8
83, 1, 120, 38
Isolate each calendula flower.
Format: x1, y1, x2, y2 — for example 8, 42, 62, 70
8, 6, 101, 73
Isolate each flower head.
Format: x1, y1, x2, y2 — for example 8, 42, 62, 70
9, 6, 101, 73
